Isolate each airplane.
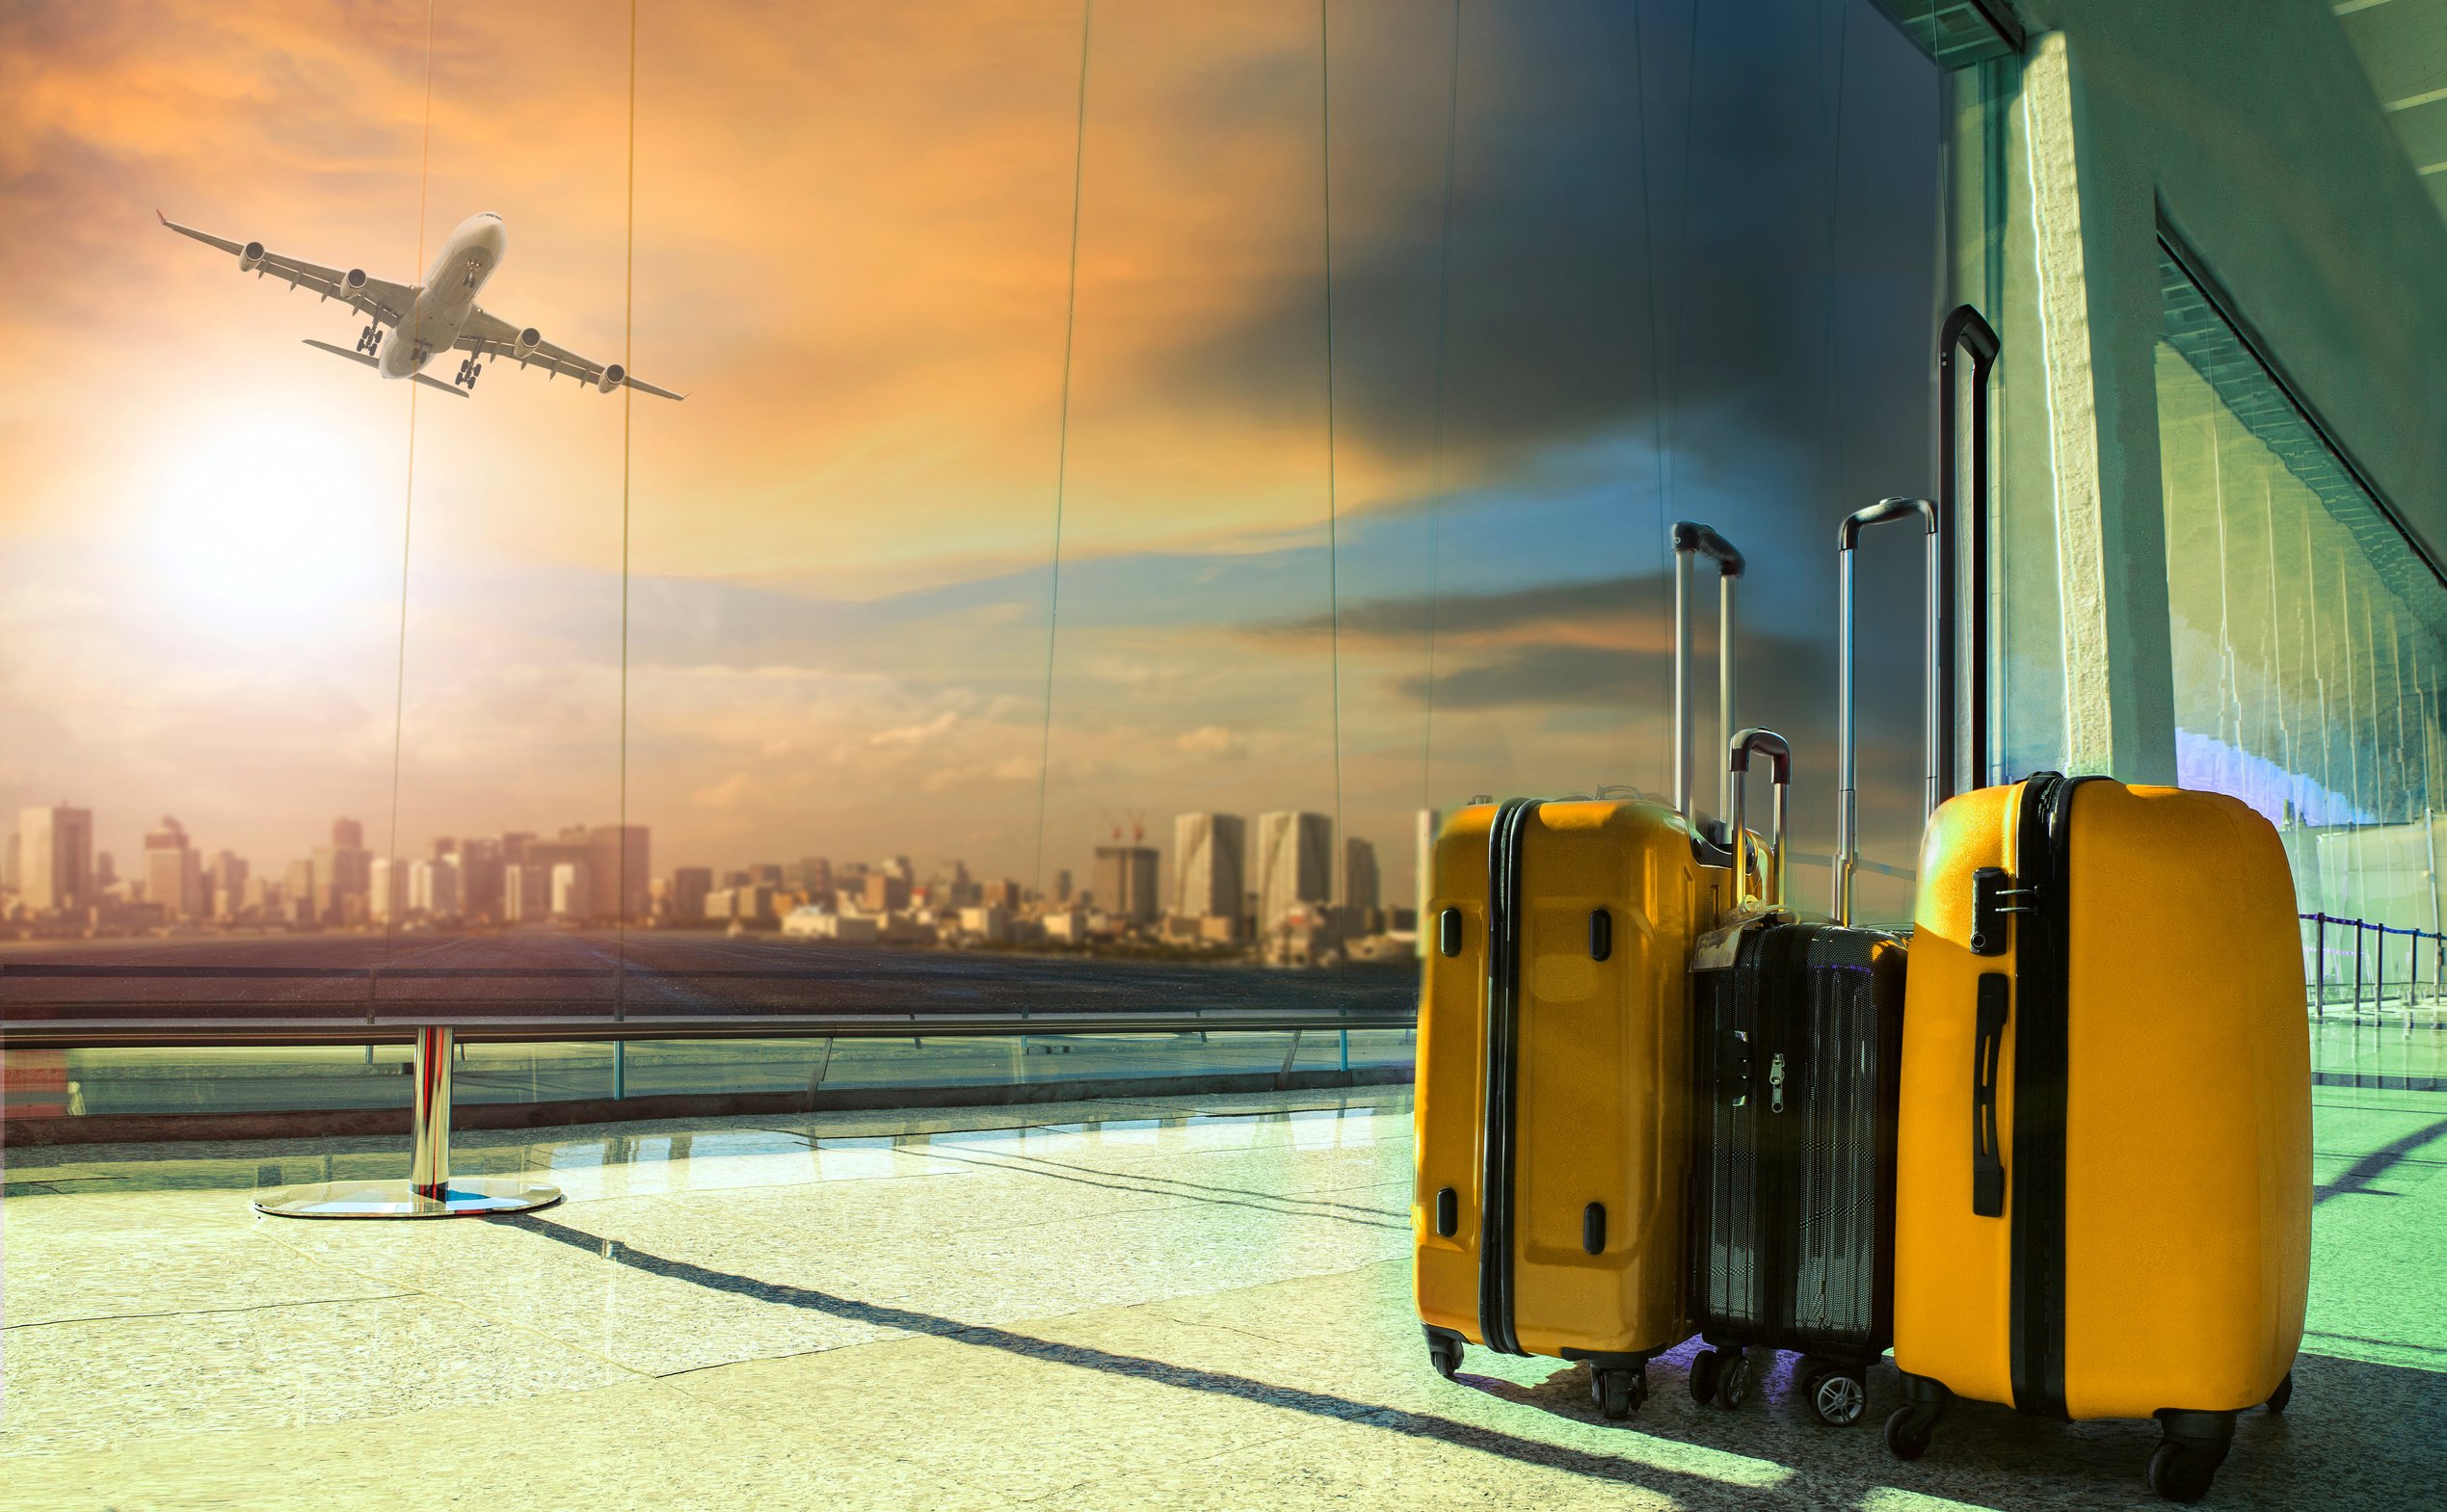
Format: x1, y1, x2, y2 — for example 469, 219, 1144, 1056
157, 209, 682, 401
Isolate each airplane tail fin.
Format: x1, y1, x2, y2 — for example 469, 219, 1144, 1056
302, 338, 467, 397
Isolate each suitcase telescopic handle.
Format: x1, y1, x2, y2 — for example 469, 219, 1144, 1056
1673, 522, 1746, 826
1835, 495, 1938, 927
1727, 728, 1791, 911
1939, 305, 2000, 797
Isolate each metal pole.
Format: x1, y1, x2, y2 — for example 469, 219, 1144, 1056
613, 1040, 626, 1101
1339, 1028, 1349, 1073
410, 1024, 453, 1201
2355, 921, 2366, 1022
2314, 914, 2327, 1017
254, 1020, 560, 1219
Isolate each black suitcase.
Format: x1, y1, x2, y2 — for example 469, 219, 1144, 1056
1683, 496, 1938, 1425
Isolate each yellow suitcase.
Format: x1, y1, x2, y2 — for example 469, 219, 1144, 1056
1413, 520, 1744, 1417
1886, 774, 2310, 1500
1415, 795, 1736, 1414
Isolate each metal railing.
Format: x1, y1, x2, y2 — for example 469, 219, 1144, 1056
2301, 912, 2447, 1036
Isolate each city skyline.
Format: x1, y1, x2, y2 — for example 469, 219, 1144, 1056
5, 796, 1402, 937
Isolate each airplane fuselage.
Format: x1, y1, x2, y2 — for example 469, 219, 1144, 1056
380, 212, 506, 380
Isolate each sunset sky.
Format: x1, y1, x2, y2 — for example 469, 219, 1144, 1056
0, 0, 1944, 913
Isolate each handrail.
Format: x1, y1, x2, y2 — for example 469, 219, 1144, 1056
2299, 911, 2445, 1037
0, 1005, 1418, 1050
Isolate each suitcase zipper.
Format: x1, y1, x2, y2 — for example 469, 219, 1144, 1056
1477, 798, 1540, 1356
2007, 772, 2092, 1420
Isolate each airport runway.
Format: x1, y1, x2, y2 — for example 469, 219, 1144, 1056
0, 930, 1421, 1023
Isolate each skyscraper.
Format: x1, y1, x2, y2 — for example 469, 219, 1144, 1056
144, 815, 203, 921
1254, 811, 1332, 935
1173, 813, 1246, 926
1341, 836, 1380, 915
550, 862, 592, 919
1095, 844, 1160, 924
369, 857, 410, 924
409, 857, 460, 918
332, 816, 364, 851
586, 825, 651, 922
17, 805, 93, 915
671, 866, 714, 920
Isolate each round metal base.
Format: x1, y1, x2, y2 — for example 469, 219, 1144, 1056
253, 1177, 563, 1220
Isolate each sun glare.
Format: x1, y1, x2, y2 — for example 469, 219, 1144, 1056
152, 419, 388, 623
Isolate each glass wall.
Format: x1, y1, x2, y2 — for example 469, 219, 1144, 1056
0, 0, 1944, 1037
2157, 248, 2447, 942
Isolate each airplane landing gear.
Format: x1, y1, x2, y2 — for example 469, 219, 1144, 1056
355, 323, 383, 356
454, 358, 483, 392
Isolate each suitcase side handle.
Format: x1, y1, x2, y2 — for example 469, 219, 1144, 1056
1728, 728, 1791, 910
1673, 521, 1746, 827
1973, 971, 2008, 1217
1835, 494, 1938, 925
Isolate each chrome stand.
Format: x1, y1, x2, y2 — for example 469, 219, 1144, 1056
255, 1025, 562, 1219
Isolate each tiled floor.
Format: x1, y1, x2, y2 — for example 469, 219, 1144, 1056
4, 1074, 2443, 1510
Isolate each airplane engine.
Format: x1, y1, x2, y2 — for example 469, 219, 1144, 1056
598, 363, 625, 394
340, 267, 368, 297
515, 327, 544, 358
238, 240, 266, 273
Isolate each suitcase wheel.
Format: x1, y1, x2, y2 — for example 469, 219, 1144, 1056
1425, 1332, 1464, 1381
1589, 1365, 1647, 1420
2147, 1410, 2234, 1503
2266, 1370, 2293, 1415
1883, 1405, 1938, 1461
2146, 1442, 2223, 1503
1802, 1364, 1868, 1427
1688, 1347, 1722, 1405
1712, 1347, 1755, 1411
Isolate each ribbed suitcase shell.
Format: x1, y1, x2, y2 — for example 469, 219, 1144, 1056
1892, 776, 2310, 1421
1691, 921, 1904, 1361
1415, 797, 1731, 1364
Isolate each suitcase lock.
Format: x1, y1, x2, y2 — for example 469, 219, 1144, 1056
1969, 866, 2037, 956
1768, 1052, 1786, 1114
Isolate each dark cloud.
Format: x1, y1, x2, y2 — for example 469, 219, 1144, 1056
1139, 0, 1944, 474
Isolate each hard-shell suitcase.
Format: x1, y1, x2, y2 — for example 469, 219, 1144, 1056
1413, 520, 1746, 1417
1684, 498, 1936, 1426
1884, 775, 2311, 1499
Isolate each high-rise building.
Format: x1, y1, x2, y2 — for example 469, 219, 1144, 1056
550, 862, 591, 919
1415, 809, 1440, 957
1053, 868, 1073, 904
210, 850, 250, 920
456, 837, 505, 920
144, 815, 204, 921
1254, 811, 1333, 935
1342, 836, 1380, 915
585, 825, 651, 922
332, 816, 364, 851
797, 857, 831, 895
311, 843, 371, 924
17, 805, 93, 915
285, 858, 316, 924
501, 862, 548, 923
409, 857, 460, 918
1172, 813, 1246, 927
370, 857, 410, 923
860, 872, 911, 913
1095, 845, 1160, 924
94, 849, 117, 887
671, 866, 713, 920
2, 830, 17, 894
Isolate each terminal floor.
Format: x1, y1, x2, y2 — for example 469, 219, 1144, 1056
4, 1071, 2444, 1510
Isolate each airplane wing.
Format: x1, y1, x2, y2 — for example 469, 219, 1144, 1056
157, 211, 417, 326
456, 306, 685, 400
